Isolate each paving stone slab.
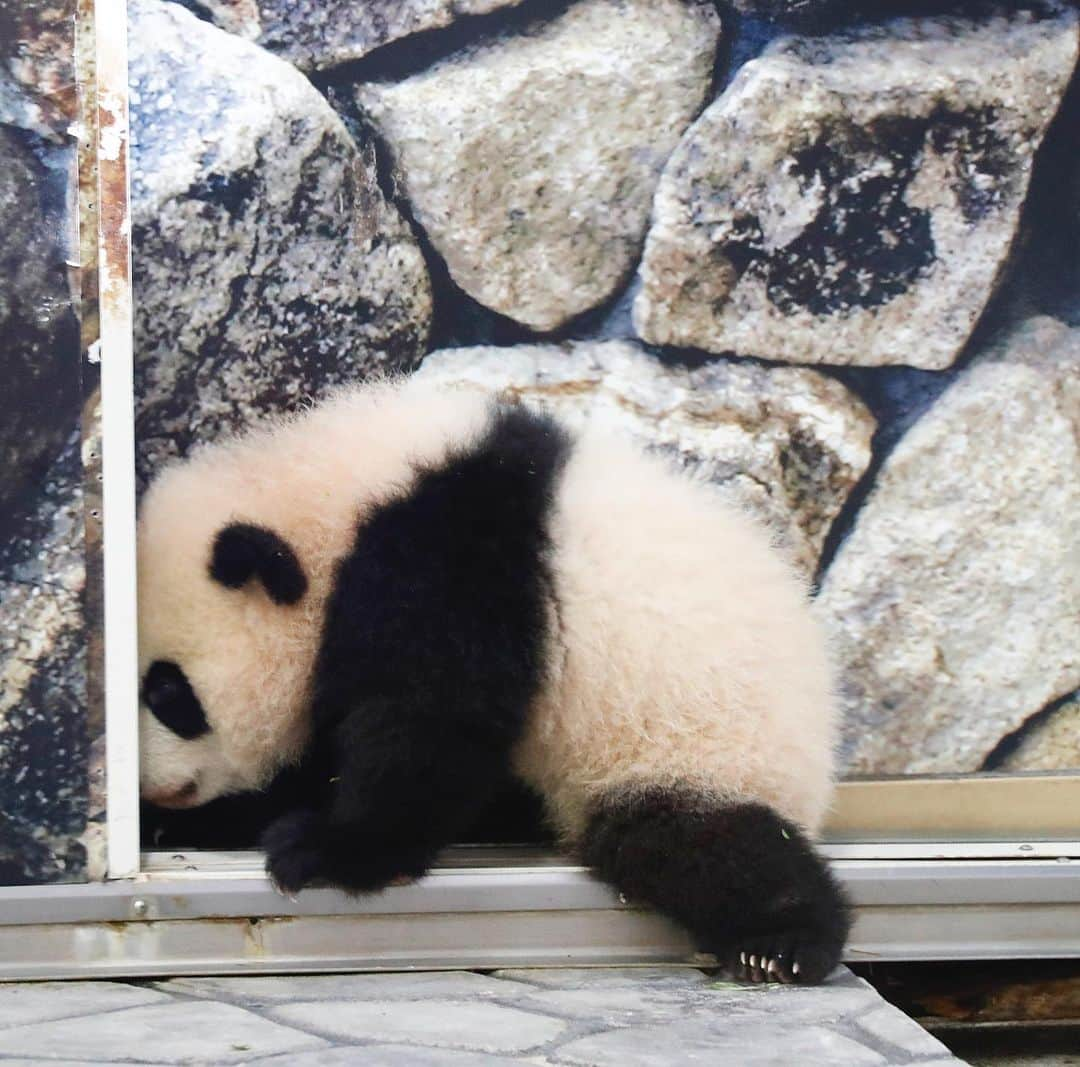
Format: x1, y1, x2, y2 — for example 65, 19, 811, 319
0, 981, 170, 1029
0, 967, 964, 1066
513, 985, 696, 1024
0, 1000, 328, 1063
855, 1005, 958, 1058
686, 979, 884, 1025
492, 966, 716, 990
555, 1018, 890, 1066
270, 999, 567, 1054
160, 970, 534, 1004
252, 1046, 533, 1065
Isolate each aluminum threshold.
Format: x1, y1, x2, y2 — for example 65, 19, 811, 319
2, 851, 1079, 981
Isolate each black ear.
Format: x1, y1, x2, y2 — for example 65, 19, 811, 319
210, 523, 308, 606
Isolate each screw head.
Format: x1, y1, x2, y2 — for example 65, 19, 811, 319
131, 898, 149, 918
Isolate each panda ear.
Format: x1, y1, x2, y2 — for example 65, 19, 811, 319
210, 523, 308, 606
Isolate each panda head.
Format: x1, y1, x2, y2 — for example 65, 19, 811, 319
137, 453, 321, 810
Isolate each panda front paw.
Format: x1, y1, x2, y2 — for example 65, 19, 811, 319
262, 810, 326, 895
261, 810, 430, 896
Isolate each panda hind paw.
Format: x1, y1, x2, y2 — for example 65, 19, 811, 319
727, 931, 839, 986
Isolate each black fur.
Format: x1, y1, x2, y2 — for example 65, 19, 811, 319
209, 522, 308, 605
263, 405, 570, 894
142, 766, 552, 850
580, 787, 851, 985
141, 660, 210, 740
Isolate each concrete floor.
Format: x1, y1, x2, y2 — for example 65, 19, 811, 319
0, 966, 964, 1065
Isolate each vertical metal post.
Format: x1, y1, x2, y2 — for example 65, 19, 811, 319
96, 0, 140, 879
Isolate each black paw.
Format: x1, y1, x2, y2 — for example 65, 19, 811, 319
261, 810, 325, 895
727, 930, 841, 985
330, 846, 433, 895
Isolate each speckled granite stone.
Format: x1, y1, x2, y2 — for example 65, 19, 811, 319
128, 0, 432, 485
820, 317, 1080, 775
0, 0, 88, 888
635, 4, 1078, 368
0, 17, 81, 518
179, 0, 525, 72
0, 438, 88, 885
999, 695, 1080, 773
358, 0, 722, 331
415, 340, 874, 576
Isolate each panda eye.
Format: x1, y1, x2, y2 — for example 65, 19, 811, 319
141, 661, 210, 740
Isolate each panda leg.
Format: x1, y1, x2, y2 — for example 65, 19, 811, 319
579, 787, 851, 985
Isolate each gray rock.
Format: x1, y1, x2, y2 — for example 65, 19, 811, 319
0, 3, 92, 876
358, 0, 721, 332
730, 0, 826, 13
634, 6, 1079, 369
819, 317, 1080, 775
0, 123, 80, 518
0, 0, 78, 141
129, 0, 431, 483
0, 436, 87, 885
414, 341, 874, 576
728, 0, 862, 22
999, 695, 1080, 772
181, 0, 523, 72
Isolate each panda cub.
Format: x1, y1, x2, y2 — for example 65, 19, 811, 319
138, 376, 849, 984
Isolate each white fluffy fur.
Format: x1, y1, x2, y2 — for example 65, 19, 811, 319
516, 426, 836, 838
137, 380, 491, 806
138, 376, 837, 836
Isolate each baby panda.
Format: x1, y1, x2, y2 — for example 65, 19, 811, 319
137, 375, 849, 984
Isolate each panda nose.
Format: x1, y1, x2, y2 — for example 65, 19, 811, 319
144, 780, 199, 809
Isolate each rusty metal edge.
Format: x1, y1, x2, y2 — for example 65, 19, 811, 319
95, 0, 141, 880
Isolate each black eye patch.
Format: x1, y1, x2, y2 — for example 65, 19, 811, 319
141, 661, 210, 740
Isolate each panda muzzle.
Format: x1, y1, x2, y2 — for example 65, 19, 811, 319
143, 779, 200, 809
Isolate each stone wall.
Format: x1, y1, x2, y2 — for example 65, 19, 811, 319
0, 0, 99, 884
126, 0, 1080, 780
6, 1, 1076, 882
